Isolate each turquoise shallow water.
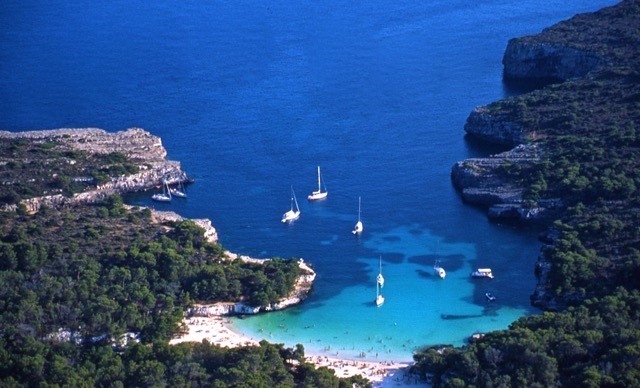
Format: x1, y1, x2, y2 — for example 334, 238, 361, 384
231, 225, 534, 362
1, 0, 617, 362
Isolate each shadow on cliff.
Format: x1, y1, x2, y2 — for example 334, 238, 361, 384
462, 134, 511, 158
501, 76, 561, 97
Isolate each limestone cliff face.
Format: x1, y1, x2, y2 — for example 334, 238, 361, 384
0, 127, 168, 161
451, 144, 560, 221
464, 106, 526, 147
530, 246, 565, 311
147, 208, 219, 244
503, 40, 607, 81
0, 128, 184, 212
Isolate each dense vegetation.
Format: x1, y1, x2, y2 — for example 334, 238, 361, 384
413, 288, 640, 387
0, 197, 358, 386
0, 197, 303, 343
0, 138, 140, 204
0, 335, 367, 387
414, 1, 640, 386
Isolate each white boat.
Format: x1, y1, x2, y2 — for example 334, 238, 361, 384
434, 260, 446, 279
352, 196, 363, 235
281, 186, 301, 223
376, 283, 384, 306
375, 256, 385, 306
152, 181, 172, 202
377, 255, 384, 288
307, 166, 328, 201
471, 268, 494, 279
170, 180, 187, 198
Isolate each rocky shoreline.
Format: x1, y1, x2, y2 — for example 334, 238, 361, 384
136, 208, 317, 316
0, 128, 184, 213
1, 127, 316, 315
452, 1, 635, 310
187, 257, 316, 317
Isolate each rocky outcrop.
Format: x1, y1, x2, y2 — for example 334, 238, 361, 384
503, 41, 607, 81
0, 127, 167, 161
530, 236, 586, 312
145, 208, 219, 243
451, 144, 559, 221
0, 128, 185, 213
454, 1, 640, 314
529, 246, 561, 310
464, 106, 526, 147
187, 259, 316, 317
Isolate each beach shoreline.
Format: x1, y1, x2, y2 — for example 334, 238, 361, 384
170, 316, 426, 386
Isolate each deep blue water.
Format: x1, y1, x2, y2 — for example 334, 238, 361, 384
1, 0, 617, 361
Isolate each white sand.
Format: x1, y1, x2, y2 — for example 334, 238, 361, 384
170, 316, 428, 387
170, 316, 259, 348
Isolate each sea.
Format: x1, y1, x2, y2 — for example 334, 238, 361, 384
1, 0, 617, 362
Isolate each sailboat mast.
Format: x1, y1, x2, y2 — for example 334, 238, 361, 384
358, 196, 361, 221
290, 186, 294, 211
292, 187, 299, 211
317, 166, 321, 191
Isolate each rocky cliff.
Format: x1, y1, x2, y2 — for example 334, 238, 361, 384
455, 0, 638, 222
453, 0, 640, 311
451, 144, 562, 221
502, 41, 607, 81
0, 127, 168, 161
0, 128, 185, 212
502, 0, 637, 81
145, 207, 219, 244
463, 106, 527, 147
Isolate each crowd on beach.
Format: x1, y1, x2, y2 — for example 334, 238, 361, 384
170, 316, 427, 386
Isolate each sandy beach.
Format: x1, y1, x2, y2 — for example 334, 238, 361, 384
170, 316, 427, 386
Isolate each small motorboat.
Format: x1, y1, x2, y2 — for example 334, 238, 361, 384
471, 268, 494, 279
485, 292, 496, 301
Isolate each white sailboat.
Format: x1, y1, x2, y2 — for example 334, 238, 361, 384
376, 281, 384, 307
375, 256, 385, 306
152, 181, 172, 202
170, 180, 187, 198
307, 166, 328, 201
352, 196, 364, 235
434, 260, 446, 279
281, 186, 301, 223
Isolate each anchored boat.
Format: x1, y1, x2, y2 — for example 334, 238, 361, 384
434, 260, 446, 279
307, 166, 328, 201
352, 196, 363, 235
281, 186, 301, 223
471, 268, 494, 279
152, 181, 172, 202
375, 256, 385, 306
